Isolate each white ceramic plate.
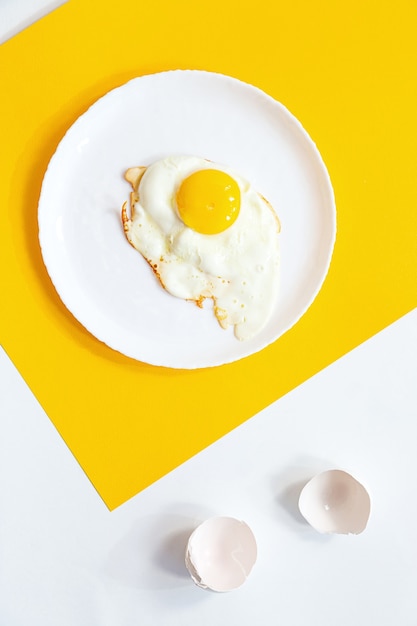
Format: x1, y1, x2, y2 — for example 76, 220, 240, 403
38, 70, 336, 369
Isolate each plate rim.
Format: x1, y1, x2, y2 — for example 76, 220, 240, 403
38, 69, 337, 369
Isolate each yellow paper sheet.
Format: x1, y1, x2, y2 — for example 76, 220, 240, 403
1, 0, 416, 509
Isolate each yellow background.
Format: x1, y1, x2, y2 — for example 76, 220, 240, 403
1, 0, 416, 509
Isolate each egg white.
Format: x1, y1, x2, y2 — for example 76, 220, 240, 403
122, 155, 280, 341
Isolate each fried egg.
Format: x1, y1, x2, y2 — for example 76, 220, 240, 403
121, 155, 280, 341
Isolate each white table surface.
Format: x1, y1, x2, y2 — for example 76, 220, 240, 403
1, 308, 417, 625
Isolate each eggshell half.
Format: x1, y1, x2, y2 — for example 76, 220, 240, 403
185, 516, 257, 592
298, 469, 371, 535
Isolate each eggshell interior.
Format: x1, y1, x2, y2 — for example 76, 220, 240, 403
298, 469, 371, 535
185, 516, 257, 592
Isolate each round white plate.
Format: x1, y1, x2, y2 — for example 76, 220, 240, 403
38, 70, 336, 369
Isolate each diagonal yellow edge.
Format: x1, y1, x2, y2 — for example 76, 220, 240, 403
1, 0, 416, 510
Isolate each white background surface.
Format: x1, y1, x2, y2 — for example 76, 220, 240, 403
1, 308, 417, 625
0, 0, 68, 44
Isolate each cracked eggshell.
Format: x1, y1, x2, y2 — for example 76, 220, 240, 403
298, 469, 371, 535
185, 516, 257, 592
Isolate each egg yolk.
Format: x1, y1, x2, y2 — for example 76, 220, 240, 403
176, 169, 241, 234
